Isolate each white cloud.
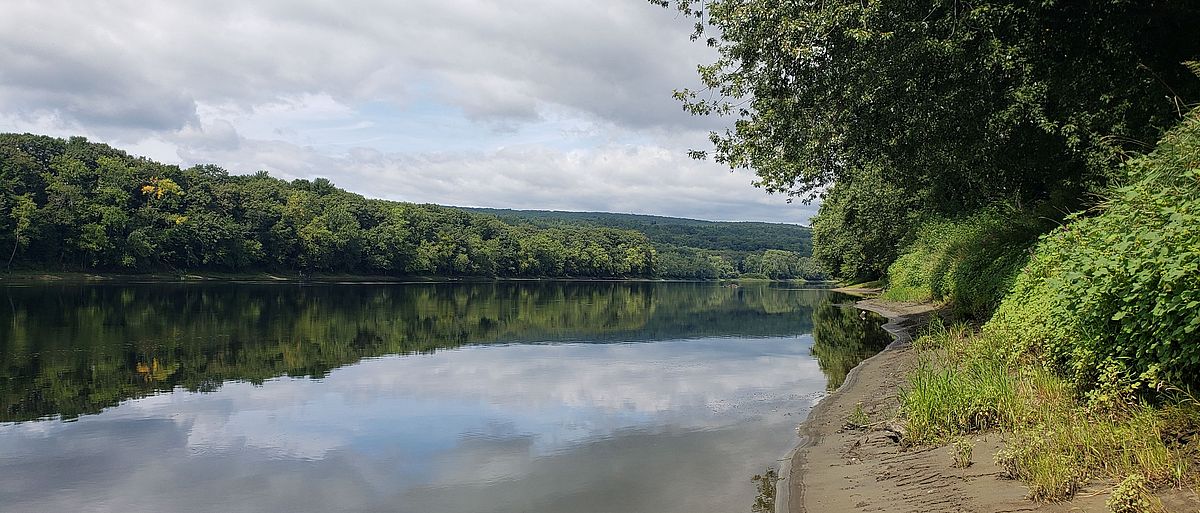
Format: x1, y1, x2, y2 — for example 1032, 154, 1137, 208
0, 0, 818, 223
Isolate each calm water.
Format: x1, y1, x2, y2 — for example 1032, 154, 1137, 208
0, 281, 888, 513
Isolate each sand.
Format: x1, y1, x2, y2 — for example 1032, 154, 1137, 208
780, 297, 1112, 513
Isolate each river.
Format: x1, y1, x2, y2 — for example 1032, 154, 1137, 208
0, 281, 887, 513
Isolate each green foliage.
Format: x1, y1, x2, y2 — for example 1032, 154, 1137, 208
468, 207, 812, 254
902, 320, 1200, 502
653, 0, 1200, 286
986, 111, 1200, 396
0, 134, 665, 278
883, 210, 1046, 318
810, 165, 923, 282
900, 354, 1022, 443
846, 402, 869, 430
652, 0, 1199, 210
473, 208, 823, 280
900, 319, 1026, 443
1106, 474, 1163, 513
951, 437, 974, 469
1003, 402, 1197, 503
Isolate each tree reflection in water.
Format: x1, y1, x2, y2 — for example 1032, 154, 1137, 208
810, 299, 891, 391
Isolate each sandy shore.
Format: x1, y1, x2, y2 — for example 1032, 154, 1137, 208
781, 297, 1110, 513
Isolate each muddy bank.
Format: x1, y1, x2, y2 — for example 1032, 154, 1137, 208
781, 298, 1109, 513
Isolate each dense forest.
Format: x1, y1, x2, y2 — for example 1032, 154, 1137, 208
652, 0, 1200, 504
465, 208, 811, 252
0, 282, 869, 422
468, 207, 820, 280
0, 134, 818, 280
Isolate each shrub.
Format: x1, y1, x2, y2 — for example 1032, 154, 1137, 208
986, 110, 1200, 396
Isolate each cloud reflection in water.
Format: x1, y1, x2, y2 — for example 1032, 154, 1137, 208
0, 336, 826, 513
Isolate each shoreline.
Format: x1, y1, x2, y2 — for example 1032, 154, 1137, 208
777, 297, 938, 513
780, 297, 1112, 513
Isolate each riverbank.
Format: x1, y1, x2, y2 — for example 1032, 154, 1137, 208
782, 297, 1111, 513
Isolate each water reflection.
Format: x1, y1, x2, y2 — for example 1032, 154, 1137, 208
810, 300, 892, 391
0, 282, 823, 422
0, 337, 826, 513
0, 282, 887, 513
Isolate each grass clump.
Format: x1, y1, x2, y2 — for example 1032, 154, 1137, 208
902, 325, 1200, 501
899, 320, 1024, 443
846, 402, 869, 430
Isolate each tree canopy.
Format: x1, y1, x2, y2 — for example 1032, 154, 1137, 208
651, 0, 1200, 279
0, 134, 822, 280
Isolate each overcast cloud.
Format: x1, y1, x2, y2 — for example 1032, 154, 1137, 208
0, 0, 818, 224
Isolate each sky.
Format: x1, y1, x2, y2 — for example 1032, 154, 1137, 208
0, 0, 819, 224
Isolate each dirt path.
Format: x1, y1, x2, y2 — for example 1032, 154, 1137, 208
781, 298, 1109, 513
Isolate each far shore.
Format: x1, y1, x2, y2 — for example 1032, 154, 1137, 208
0, 270, 829, 286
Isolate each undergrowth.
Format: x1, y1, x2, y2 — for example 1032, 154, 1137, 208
882, 210, 1045, 319
894, 108, 1200, 503
900, 324, 1200, 502
987, 110, 1200, 397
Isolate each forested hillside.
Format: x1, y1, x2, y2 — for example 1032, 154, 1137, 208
467, 207, 819, 279
0, 134, 821, 280
465, 208, 811, 253
0, 134, 659, 278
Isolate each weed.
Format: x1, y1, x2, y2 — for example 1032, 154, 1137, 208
1106, 474, 1163, 513
994, 446, 1019, 479
846, 402, 869, 430
901, 325, 1199, 501
951, 437, 974, 468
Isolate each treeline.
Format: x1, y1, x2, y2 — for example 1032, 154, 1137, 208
0, 134, 819, 280
466, 208, 812, 254
655, 245, 822, 280
0, 134, 660, 277
469, 208, 823, 280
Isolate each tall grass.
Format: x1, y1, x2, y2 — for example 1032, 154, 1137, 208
900, 320, 1025, 443
900, 324, 1200, 502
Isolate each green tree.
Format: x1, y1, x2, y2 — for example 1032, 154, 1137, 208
651, 0, 1200, 278
6, 193, 35, 268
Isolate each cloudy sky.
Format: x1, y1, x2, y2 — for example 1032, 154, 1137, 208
0, 0, 817, 224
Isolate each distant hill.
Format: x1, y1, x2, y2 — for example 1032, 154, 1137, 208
463, 208, 812, 255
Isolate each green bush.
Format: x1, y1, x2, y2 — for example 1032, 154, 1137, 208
987, 110, 1200, 396
883, 210, 1044, 318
